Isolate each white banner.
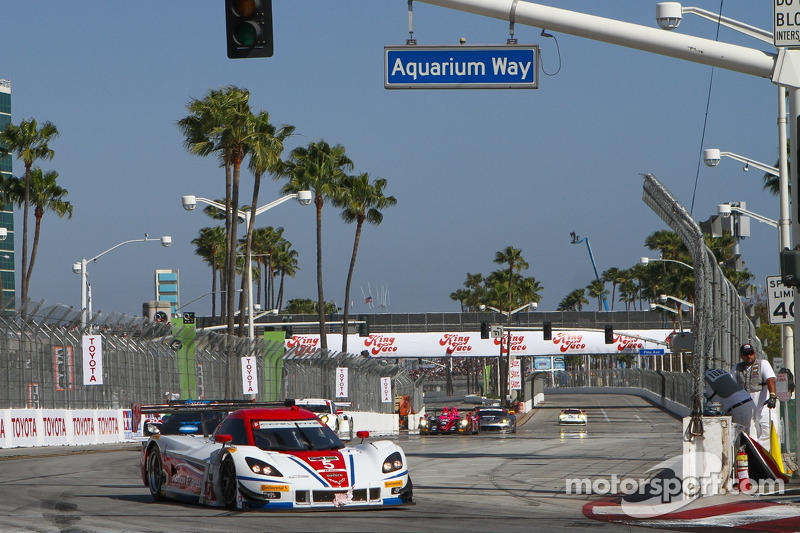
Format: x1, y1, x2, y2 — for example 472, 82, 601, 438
336, 367, 349, 398
82, 335, 103, 385
509, 359, 521, 390
241, 356, 258, 395
286, 329, 674, 358
380, 377, 392, 403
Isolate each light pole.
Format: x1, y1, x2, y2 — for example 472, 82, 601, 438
640, 256, 694, 271
73, 234, 172, 332
182, 191, 311, 338
570, 232, 608, 311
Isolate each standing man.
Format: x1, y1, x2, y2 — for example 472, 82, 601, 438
731, 343, 777, 449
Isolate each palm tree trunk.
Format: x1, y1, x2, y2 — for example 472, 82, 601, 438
20, 163, 31, 302
342, 220, 364, 353
26, 211, 43, 291
315, 198, 327, 350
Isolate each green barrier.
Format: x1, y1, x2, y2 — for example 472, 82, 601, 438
263, 330, 285, 401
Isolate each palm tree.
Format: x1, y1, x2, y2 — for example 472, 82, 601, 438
272, 241, 299, 311
178, 86, 252, 336
280, 140, 353, 350
558, 288, 588, 311
586, 279, 608, 312
0, 167, 72, 295
494, 246, 529, 316
237, 111, 294, 334
250, 226, 285, 310
0, 119, 59, 302
191, 226, 226, 320
602, 267, 624, 311
335, 172, 397, 352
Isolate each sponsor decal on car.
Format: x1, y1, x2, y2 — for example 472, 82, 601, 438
384, 480, 403, 488
261, 484, 290, 492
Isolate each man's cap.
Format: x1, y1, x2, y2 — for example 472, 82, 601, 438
740, 343, 756, 356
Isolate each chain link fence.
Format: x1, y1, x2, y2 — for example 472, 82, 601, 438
0, 299, 422, 413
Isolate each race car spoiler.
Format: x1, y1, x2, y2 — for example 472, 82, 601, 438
135, 398, 296, 416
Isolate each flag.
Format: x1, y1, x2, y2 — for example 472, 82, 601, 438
364, 296, 372, 303
770, 421, 785, 474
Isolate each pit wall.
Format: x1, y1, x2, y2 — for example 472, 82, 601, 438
0, 408, 402, 449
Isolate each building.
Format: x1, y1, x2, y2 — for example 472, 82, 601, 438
0, 80, 15, 310
155, 269, 180, 316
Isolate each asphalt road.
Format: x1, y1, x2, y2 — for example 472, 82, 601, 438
0, 393, 682, 532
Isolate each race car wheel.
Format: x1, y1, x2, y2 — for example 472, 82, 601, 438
146, 446, 166, 501
219, 454, 238, 509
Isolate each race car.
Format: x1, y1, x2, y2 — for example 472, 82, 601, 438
418, 406, 461, 434
558, 408, 588, 425
295, 398, 354, 441
474, 407, 516, 434
141, 402, 413, 510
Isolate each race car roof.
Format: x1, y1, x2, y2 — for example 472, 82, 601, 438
226, 406, 321, 423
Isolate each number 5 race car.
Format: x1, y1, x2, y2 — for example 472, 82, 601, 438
140, 400, 413, 510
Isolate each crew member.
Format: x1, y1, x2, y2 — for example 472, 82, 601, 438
704, 367, 754, 430
731, 343, 777, 449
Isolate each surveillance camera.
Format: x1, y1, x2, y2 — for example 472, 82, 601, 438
658, 294, 667, 303
459, 37, 466, 44
181, 195, 197, 211
297, 190, 312, 206
72, 262, 82, 274
703, 148, 721, 168
478, 304, 486, 311
717, 204, 732, 217
161, 236, 172, 248
655, 2, 682, 30
649, 303, 657, 311
640, 257, 650, 266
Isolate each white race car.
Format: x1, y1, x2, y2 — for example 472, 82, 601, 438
141, 403, 413, 510
295, 398, 354, 440
558, 408, 588, 425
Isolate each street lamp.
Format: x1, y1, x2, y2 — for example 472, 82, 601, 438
478, 302, 537, 316
74, 234, 172, 332
659, 293, 694, 310
639, 256, 694, 270
182, 191, 311, 338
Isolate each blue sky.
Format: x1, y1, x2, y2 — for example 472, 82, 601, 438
0, 1, 784, 317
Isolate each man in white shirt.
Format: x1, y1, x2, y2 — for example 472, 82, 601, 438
731, 343, 777, 449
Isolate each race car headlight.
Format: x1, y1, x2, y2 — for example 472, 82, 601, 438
320, 414, 329, 425
418, 418, 428, 427
501, 418, 509, 425
382, 452, 403, 474
245, 457, 283, 477
459, 419, 469, 427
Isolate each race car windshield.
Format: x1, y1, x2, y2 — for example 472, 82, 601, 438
479, 410, 506, 417
298, 404, 330, 414
562, 409, 582, 415
252, 420, 344, 451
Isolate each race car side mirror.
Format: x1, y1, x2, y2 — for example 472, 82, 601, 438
215, 434, 233, 446
356, 431, 370, 442
335, 409, 343, 415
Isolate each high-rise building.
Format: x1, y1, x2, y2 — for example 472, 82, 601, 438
0, 80, 16, 309
155, 269, 180, 316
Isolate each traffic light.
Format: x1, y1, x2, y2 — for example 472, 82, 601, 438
604, 325, 614, 344
225, 0, 274, 59
55, 350, 66, 391
781, 248, 800, 287
358, 315, 370, 337
543, 322, 552, 341
480, 321, 490, 339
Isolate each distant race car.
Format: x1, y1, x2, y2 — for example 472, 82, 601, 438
474, 407, 516, 434
141, 401, 413, 510
295, 398, 354, 441
419, 406, 462, 435
558, 408, 587, 425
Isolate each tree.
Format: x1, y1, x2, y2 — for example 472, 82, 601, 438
237, 111, 294, 334
494, 246, 529, 319
602, 267, 624, 311
586, 279, 608, 312
272, 241, 299, 311
335, 172, 396, 352
250, 226, 285, 310
558, 288, 588, 311
280, 140, 353, 350
0, 119, 59, 302
0, 167, 72, 296
191, 226, 226, 321
178, 86, 252, 337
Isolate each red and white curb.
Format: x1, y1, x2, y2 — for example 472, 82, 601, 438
584, 495, 800, 531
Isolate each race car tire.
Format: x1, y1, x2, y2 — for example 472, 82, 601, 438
219, 454, 238, 509
399, 476, 413, 504
146, 446, 166, 501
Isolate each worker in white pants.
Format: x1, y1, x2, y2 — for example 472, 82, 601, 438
731, 343, 777, 450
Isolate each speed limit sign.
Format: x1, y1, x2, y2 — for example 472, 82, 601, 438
767, 275, 795, 324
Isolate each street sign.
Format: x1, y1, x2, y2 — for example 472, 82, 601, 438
767, 275, 795, 324
774, 1, 800, 48
777, 373, 792, 401
385, 45, 538, 89
638, 349, 665, 356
